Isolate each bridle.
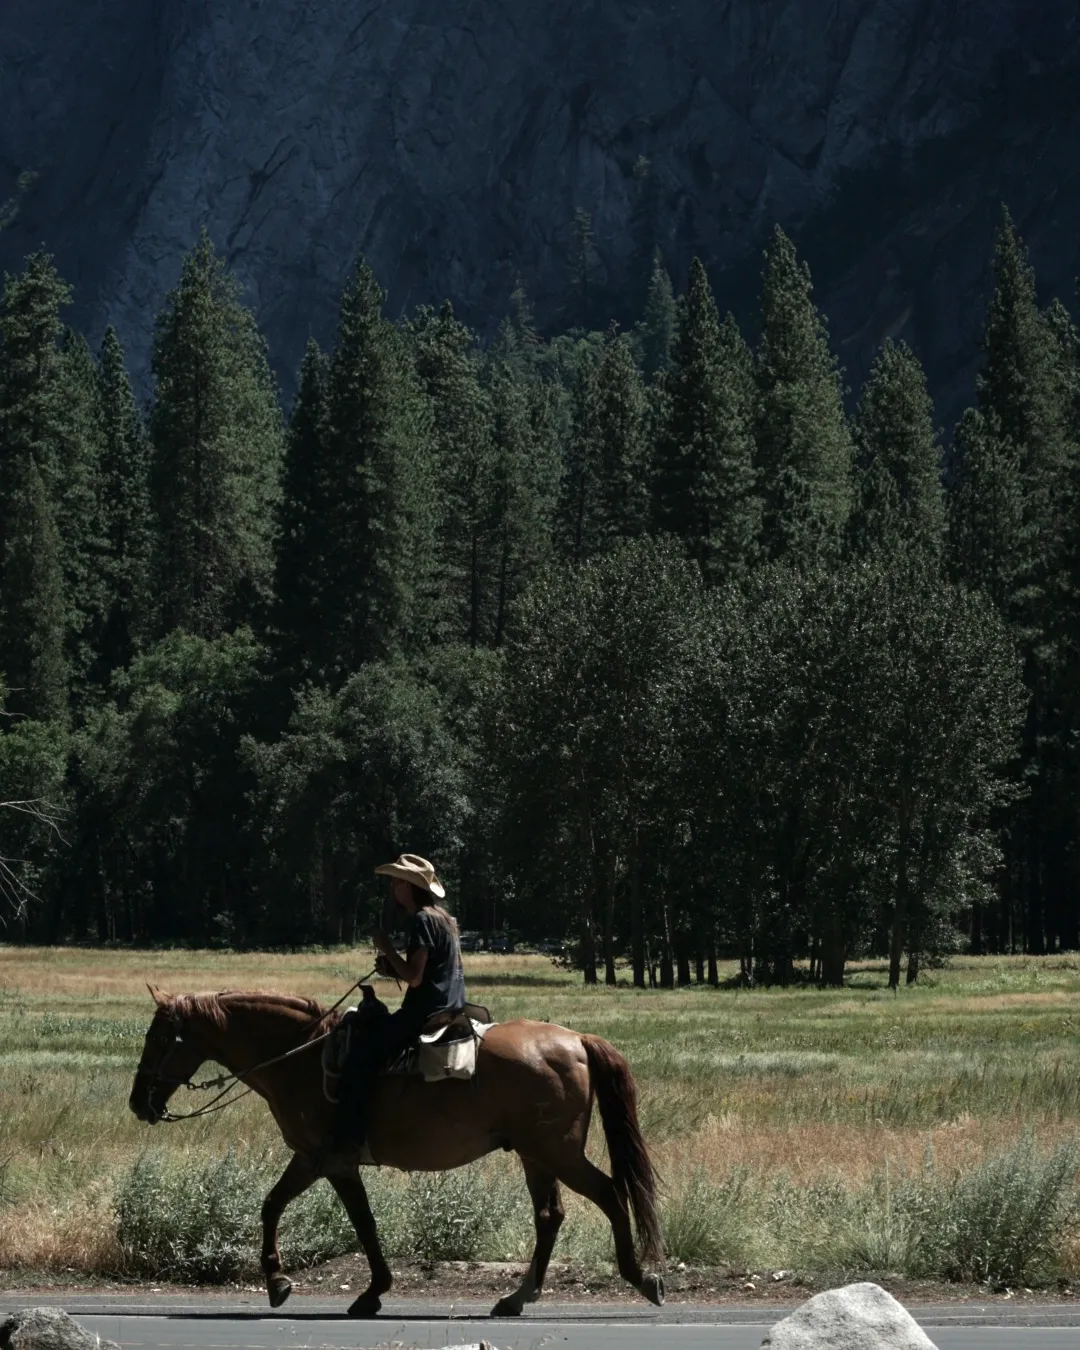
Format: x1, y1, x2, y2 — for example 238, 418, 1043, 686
135, 971, 375, 1123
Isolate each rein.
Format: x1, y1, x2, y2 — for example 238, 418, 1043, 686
147, 969, 375, 1123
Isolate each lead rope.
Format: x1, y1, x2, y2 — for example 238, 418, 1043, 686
160, 968, 376, 1123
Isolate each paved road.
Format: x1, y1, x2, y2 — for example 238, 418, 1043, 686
6, 1295, 1080, 1349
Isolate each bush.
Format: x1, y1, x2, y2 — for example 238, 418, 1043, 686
661, 1167, 752, 1267
909, 1136, 1080, 1287
114, 1148, 355, 1282
402, 1166, 525, 1262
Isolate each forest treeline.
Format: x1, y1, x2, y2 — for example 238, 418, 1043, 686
0, 209, 1075, 987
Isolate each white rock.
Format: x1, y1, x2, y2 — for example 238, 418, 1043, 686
761, 1282, 938, 1349
0, 1307, 120, 1350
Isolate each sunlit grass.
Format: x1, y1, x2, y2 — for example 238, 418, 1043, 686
3, 947, 1080, 1283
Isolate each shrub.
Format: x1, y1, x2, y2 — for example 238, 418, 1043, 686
909, 1136, 1080, 1287
114, 1148, 356, 1282
403, 1168, 501, 1262
661, 1167, 752, 1267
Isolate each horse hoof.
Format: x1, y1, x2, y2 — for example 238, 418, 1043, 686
348, 1291, 382, 1319
640, 1273, 665, 1307
268, 1277, 292, 1309
490, 1296, 523, 1318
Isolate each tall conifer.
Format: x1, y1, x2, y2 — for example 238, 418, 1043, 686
587, 329, 650, 552
3, 457, 67, 722
755, 227, 853, 563
850, 340, 945, 561
150, 233, 283, 638
321, 257, 436, 674
0, 253, 73, 719
653, 260, 760, 583
405, 303, 494, 647
272, 338, 331, 683
97, 326, 153, 675
487, 360, 560, 644
57, 331, 109, 694
636, 249, 676, 382
947, 408, 1031, 619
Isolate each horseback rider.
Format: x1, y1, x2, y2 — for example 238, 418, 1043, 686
331, 853, 466, 1152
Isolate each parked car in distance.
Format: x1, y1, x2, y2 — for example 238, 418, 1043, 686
536, 939, 566, 956
458, 931, 483, 952
487, 934, 516, 954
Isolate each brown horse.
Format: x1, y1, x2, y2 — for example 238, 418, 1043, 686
128, 988, 665, 1318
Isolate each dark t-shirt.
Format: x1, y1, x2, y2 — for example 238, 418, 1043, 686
400, 908, 466, 1025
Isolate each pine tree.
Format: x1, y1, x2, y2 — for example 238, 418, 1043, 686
636, 249, 677, 382
947, 408, 1031, 618
96, 325, 153, 675
321, 256, 437, 674
56, 330, 109, 695
150, 232, 283, 639
0, 253, 70, 559
487, 359, 560, 644
653, 260, 760, 583
271, 338, 331, 684
559, 342, 602, 563
586, 328, 651, 553
404, 303, 495, 647
850, 340, 945, 561
559, 329, 649, 562
3, 457, 67, 722
568, 208, 598, 330
755, 226, 854, 563
973, 212, 1080, 955
491, 282, 542, 379
978, 212, 1078, 637
0, 253, 73, 720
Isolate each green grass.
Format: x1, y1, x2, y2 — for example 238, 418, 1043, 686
3, 947, 1080, 1285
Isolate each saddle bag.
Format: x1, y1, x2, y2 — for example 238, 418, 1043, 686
417, 1015, 493, 1082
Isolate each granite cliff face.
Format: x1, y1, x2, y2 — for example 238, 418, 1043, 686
1, 0, 1079, 413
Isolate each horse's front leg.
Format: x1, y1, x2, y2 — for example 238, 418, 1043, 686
329, 1170, 393, 1318
261, 1153, 317, 1309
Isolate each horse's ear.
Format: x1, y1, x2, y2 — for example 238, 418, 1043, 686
147, 984, 168, 1006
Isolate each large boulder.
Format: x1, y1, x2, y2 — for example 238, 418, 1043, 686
0, 1307, 120, 1350
762, 1282, 938, 1349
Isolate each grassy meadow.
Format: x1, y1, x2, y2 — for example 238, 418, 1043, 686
3, 946, 1080, 1288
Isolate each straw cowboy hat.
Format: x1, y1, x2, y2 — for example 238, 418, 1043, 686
374, 853, 446, 899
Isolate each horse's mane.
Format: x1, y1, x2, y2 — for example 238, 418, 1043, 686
165, 990, 343, 1038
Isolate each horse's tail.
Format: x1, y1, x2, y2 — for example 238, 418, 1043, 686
583, 1035, 663, 1265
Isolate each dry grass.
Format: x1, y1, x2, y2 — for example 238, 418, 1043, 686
4, 945, 1080, 1280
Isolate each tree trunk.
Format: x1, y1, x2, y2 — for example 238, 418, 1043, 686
630, 829, 645, 989
820, 913, 845, 987
676, 935, 691, 987
581, 897, 598, 985
707, 935, 718, 987
970, 901, 983, 956
889, 808, 912, 991
603, 852, 617, 986
659, 898, 674, 988
695, 945, 705, 984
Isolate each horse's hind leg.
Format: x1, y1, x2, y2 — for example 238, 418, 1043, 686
555, 1156, 663, 1307
261, 1153, 317, 1309
492, 1161, 565, 1317
329, 1171, 393, 1318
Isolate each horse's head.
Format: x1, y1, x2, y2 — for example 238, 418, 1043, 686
128, 987, 213, 1125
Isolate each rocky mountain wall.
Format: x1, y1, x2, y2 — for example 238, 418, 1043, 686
1, 0, 1079, 416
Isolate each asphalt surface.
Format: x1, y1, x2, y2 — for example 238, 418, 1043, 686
5, 1295, 1080, 1349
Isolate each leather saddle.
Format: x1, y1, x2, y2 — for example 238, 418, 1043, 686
322, 999, 494, 1101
